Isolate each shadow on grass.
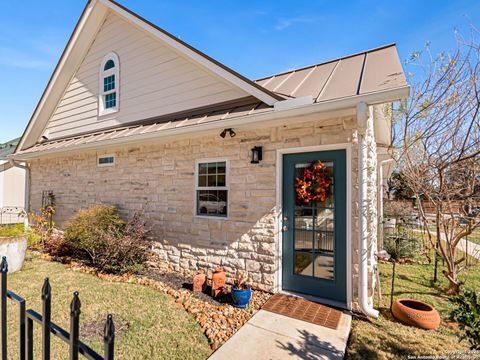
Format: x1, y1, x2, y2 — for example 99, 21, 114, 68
276, 329, 345, 360
346, 312, 425, 360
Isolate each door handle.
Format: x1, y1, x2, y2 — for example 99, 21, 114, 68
282, 225, 289, 232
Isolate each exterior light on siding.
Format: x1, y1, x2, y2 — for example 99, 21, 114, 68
251, 146, 263, 164
220, 128, 236, 138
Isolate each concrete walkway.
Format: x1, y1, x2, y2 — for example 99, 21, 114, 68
209, 309, 351, 360
458, 238, 480, 260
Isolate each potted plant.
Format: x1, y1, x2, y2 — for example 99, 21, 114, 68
231, 271, 251, 308
0, 221, 27, 273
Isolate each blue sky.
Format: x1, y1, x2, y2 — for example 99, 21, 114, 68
0, 0, 479, 143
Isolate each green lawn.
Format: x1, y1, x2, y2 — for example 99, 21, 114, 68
4, 254, 211, 360
346, 258, 479, 360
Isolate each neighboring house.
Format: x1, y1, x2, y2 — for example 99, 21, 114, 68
10, 0, 409, 315
0, 138, 26, 224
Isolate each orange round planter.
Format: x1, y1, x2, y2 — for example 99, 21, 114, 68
391, 299, 441, 330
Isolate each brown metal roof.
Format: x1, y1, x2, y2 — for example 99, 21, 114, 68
15, 99, 271, 156
14, 44, 407, 157
255, 44, 406, 101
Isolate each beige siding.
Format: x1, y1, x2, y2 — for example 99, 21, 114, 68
44, 12, 249, 139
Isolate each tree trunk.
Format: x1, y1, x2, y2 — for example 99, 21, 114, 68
446, 277, 461, 295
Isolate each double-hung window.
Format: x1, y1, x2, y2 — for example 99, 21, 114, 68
99, 52, 119, 115
196, 160, 228, 218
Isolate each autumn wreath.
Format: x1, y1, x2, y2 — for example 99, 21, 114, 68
295, 161, 331, 203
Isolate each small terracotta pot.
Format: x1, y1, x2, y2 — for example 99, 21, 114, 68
193, 269, 207, 293
211, 267, 226, 297
391, 299, 441, 330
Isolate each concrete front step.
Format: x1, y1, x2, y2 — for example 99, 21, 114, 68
209, 309, 351, 360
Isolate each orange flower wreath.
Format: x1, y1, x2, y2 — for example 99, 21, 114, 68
295, 161, 331, 203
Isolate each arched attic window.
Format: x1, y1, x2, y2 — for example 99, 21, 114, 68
99, 52, 119, 115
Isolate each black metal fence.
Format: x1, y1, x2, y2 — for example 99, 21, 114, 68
0, 257, 115, 360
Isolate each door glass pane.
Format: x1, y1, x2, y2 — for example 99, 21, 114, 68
293, 160, 335, 280
295, 252, 313, 276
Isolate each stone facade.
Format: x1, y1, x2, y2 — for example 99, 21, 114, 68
29, 112, 379, 307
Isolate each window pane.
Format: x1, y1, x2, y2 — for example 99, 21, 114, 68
198, 175, 207, 187
207, 175, 217, 187
217, 174, 226, 187
104, 75, 115, 92
104, 59, 115, 71
105, 93, 116, 109
98, 156, 114, 165
217, 162, 226, 174
197, 190, 227, 217
199, 163, 207, 175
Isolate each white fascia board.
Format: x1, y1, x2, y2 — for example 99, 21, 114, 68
17, 0, 107, 151
11, 85, 410, 161
274, 96, 314, 111
100, 0, 279, 106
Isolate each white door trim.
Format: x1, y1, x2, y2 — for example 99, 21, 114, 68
275, 143, 352, 310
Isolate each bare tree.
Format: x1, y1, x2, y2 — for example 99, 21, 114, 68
393, 30, 480, 294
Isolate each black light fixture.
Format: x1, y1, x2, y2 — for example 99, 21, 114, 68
251, 146, 263, 164
220, 128, 236, 138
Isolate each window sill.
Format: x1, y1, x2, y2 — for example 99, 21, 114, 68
98, 107, 119, 118
194, 214, 229, 221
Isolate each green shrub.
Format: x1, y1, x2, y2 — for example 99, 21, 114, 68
0, 224, 24, 237
449, 290, 480, 350
383, 236, 419, 260
64, 205, 126, 260
60, 205, 150, 274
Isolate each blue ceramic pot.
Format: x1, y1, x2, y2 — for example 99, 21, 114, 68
231, 287, 252, 308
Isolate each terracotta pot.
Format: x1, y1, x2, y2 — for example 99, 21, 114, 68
193, 269, 207, 293
391, 299, 441, 330
211, 267, 226, 297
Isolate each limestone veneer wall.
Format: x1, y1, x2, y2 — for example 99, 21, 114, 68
29, 113, 378, 307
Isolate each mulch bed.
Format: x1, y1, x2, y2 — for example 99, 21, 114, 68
36, 251, 272, 350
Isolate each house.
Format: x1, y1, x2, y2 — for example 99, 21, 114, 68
0, 138, 26, 224
10, 0, 409, 315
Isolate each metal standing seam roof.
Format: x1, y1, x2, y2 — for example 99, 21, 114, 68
14, 44, 407, 156
254, 44, 406, 101
0, 138, 20, 159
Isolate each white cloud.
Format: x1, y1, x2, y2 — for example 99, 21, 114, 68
274, 15, 322, 31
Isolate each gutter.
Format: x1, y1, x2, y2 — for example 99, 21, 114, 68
357, 102, 379, 319
12, 86, 410, 160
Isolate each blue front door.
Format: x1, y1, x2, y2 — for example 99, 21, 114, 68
282, 150, 347, 303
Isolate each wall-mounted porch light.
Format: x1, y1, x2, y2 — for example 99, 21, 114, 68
251, 146, 263, 164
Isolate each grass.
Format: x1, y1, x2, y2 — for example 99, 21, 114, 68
4, 254, 211, 360
0, 224, 24, 237
346, 258, 479, 360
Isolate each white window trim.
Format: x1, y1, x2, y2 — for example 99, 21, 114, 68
98, 52, 120, 116
97, 154, 116, 167
194, 158, 229, 220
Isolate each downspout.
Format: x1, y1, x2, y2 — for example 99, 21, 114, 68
357, 102, 379, 318
8, 160, 30, 229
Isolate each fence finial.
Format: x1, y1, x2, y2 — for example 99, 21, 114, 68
41, 278, 51, 300
104, 314, 115, 360
104, 314, 115, 342
70, 291, 81, 317
0, 257, 7, 273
